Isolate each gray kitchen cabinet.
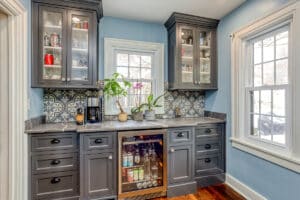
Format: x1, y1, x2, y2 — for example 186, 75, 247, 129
80, 132, 117, 200
165, 12, 219, 90
194, 123, 226, 187
168, 145, 193, 184
28, 132, 80, 200
81, 152, 116, 199
167, 128, 197, 197
31, 0, 102, 89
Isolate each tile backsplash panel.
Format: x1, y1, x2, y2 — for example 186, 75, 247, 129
44, 89, 205, 123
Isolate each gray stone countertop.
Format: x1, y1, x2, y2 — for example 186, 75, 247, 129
25, 117, 225, 134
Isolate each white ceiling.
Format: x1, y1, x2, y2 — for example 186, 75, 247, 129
102, 0, 246, 24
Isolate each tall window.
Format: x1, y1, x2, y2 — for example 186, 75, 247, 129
115, 51, 154, 110
104, 38, 164, 115
247, 27, 289, 146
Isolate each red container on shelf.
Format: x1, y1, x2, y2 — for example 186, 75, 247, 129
44, 54, 54, 65
83, 21, 88, 29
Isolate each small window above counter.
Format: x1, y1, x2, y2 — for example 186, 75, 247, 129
31, 0, 102, 89
165, 12, 219, 90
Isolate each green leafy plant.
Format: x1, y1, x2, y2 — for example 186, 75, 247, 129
103, 73, 131, 113
141, 93, 165, 111
131, 104, 144, 114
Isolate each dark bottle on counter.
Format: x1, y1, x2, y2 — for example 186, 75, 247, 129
75, 108, 84, 125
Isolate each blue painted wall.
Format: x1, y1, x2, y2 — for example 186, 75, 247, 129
22, 0, 44, 118
205, 0, 300, 199
99, 17, 168, 79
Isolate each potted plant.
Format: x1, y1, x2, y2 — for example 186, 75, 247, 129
103, 73, 131, 122
131, 82, 144, 121
142, 93, 164, 121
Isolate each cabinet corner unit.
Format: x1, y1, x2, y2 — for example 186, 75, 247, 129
31, 0, 102, 89
165, 12, 219, 90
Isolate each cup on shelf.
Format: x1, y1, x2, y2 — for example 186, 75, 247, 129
44, 54, 54, 65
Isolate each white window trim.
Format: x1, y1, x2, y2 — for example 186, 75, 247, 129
104, 38, 164, 115
231, 1, 300, 173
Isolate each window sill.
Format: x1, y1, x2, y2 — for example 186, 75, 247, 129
230, 137, 300, 173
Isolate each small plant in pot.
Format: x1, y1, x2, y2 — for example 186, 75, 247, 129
131, 82, 144, 121
103, 73, 131, 122
141, 93, 164, 121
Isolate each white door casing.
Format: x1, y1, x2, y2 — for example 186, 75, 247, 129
0, 0, 28, 200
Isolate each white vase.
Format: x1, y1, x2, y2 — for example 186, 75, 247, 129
144, 110, 156, 121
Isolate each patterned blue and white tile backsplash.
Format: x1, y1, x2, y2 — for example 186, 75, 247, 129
44, 88, 205, 123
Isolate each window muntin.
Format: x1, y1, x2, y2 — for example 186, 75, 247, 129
110, 50, 154, 113
247, 27, 289, 146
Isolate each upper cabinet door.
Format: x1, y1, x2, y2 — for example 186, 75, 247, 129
38, 6, 67, 85
178, 25, 198, 89
198, 29, 213, 86
67, 10, 97, 87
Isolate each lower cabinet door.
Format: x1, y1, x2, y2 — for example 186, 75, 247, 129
168, 145, 193, 184
82, 152, 116, 199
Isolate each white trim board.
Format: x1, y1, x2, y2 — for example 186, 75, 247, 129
0, 0, 28, 200
226, 174, 267, 200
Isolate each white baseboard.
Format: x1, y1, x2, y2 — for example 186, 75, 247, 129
226, 174, 267, 200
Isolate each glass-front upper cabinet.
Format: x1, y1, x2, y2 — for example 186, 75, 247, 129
180, 27, 195, 86
68, 11, 96, 86
40, 7, 66, 83
165, 13, 219, 90
199, 30, 212, 85
32, 0, 101, 88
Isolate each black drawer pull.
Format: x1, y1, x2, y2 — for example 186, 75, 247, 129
177, 132, 184, 137
51, 177, 61, 184
205, 144, 212, 149
94, 138, 103, 144
51, 138, 61, 144
51, 159, 61, 165
205, 158, 211, 163
205, 129, 212, 133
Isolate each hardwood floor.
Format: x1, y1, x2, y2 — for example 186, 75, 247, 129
153, 184, 246, 200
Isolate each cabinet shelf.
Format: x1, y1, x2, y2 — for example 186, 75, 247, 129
44, 46, 62, 50
72, 48, 88, 52
122, 139, 162, 146
200, 45, 210, 50
72, 66, 88, 69
73, 28, 88, 32
122, 177, 162, 185
44, 65, 62, 68
44, 25, 62, 29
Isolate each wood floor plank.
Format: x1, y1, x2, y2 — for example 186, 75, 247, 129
152, 184, 245, 200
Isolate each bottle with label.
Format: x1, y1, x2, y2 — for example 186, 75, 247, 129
122, 151, 128, 167
151, 162, 158, 179
127, 152, 134, 167
133, 168, 139, 182
144, 152, 151, 181
138, 167, 144, 181
127, 169, 134, 183
134, 149, 140, 165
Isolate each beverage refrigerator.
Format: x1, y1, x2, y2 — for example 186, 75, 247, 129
118, 129, 167, 199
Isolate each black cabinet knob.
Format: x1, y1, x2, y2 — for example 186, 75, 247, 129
51, 177, 61, 184
205, 158, 211, 163
204, 144, 212, 149
205, 129, 212, 133
177, 132, 184, 137
51, 138, 60, 144
94, 138, 103, 144
51, 159, 61, 165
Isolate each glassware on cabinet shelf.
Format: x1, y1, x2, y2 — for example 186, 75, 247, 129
199, 31, 212, 84
42, 10, 63, 80
181, 28, 194, 83
71, 15, 89, 81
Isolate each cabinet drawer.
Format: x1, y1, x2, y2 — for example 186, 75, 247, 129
32, 153, 78, 174
195, 154, 223, 177
169, 128, 193, 145
82, 133, 114, 152
195, 124, 221, 138
31, 133, 78, 152
195, 136, 220, 155
32, 171, 78, 199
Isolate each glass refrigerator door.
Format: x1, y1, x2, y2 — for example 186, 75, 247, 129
42, 10, 64, 81
70, 14, 90, 82
199, 30, 212, 84
180, 28, 195, 84
119, 133, 164, 193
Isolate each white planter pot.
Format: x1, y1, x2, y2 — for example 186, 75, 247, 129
144, 110, 156, 121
